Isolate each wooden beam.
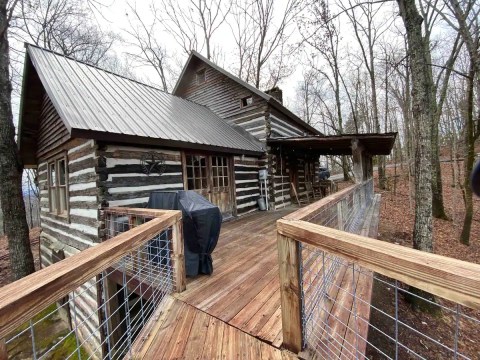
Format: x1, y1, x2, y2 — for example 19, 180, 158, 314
0, 212, 181, 339
277, 219, 480, 310
277, 233, 303, 354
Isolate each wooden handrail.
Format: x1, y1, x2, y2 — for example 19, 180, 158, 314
103, 207, 180, 218
284, 183, 358, 221
0, 211, 182, 339
278, 219, 480, 310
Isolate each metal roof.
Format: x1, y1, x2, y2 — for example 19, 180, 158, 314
24, 45, 264, 155
173, 51, 322, 136
267, 133, 397, 155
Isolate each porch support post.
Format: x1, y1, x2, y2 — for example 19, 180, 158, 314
352, 139, 365, 184
351, 139, 373, 183
277, 233, 303, 354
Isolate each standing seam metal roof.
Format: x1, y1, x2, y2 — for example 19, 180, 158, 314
26, 45, 265, 154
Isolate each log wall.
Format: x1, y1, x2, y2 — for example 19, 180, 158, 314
175, 60, 269, 141
36, 93, 70, 158
38, 138, 101, 357
234, 155, 265, 216
96, 145, 184, 208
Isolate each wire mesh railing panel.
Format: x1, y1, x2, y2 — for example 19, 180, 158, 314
300, 248, 480, 360
289, 179, 480, 359
5, 212, 177, 360
299, 179, 377, 356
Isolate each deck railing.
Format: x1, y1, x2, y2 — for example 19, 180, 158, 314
277, 180, 480, 359
0, 208, 185, 360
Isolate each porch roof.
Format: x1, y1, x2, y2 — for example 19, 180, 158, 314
267, 132, 397, 155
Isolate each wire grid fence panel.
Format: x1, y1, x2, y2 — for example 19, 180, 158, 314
300, 247, 480, 360
5, 221, 176, 360
299, 180, 376, 355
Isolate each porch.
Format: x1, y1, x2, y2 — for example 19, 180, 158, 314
0, 180, 479, 359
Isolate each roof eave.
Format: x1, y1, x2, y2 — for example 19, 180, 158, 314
71, 129, 265, 157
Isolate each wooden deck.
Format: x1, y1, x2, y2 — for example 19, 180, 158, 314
176, 209, 290, 347
136, 209, 293, 359
134, 203, 379, 359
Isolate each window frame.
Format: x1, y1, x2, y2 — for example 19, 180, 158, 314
196, 68, 206, 85
47, 153, 69, 219
240, 96, 253, 108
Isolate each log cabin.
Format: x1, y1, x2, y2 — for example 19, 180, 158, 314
15, 44, 397, 357
18, 44, 329, 256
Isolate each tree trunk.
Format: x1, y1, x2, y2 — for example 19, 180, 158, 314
397, 0, 437, 312
0, 0, 35, 280
431, 128, 448, 219
460, 62, 475, 246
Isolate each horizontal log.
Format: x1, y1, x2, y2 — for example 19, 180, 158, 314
98, 164, 182, 175
0, 212, 181, 339
277, 219, 480, 310
102, 173, 183, 187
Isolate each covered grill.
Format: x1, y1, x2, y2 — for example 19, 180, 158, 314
147, 191, 222, 277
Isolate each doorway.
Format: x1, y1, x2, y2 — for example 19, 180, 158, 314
183, 153, 234, 218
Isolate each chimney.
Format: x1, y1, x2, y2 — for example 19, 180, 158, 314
265, 87, 283, 104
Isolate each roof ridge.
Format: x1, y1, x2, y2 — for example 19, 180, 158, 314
25, 43, 171, 95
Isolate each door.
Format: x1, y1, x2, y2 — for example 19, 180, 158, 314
184, 153, 234, 218
210, 155, 233, 217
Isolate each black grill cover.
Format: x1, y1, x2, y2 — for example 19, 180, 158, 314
147, 190, 222, 276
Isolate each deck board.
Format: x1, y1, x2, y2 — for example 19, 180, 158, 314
139, 296, 290, 359
175, 209, 291, 346
134, 201, 379, 359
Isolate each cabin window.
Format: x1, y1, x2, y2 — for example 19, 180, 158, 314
241, 96, 253, 107
212, 156, 229, 188
196, 69, 206, 84
186, 154, 208, 190
48, 155, 69, 216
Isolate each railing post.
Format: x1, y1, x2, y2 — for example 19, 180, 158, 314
277, 233, 303, 354
171, 219, 186, 293
337, 199, 345, 231
0, 338, 7, 360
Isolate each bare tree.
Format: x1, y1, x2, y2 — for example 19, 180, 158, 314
157, 0, 231, 61
230, 0, 301, 89
14, 0, 116, 66
299, 0, 351, 180
124, 3, 173, 91
341, 0, 393, 189
0, 0, 36, 280
397, 0, 437, 309
427, 0, 480, 244
295, 69, 322, 126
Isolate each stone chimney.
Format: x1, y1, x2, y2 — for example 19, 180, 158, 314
265, 87, 283, 104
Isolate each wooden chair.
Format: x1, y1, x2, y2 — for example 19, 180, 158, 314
306, 181, 322, 200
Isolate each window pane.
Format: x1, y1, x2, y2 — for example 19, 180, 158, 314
224, 176, 229, 187
58, 187, 67, 213
50, 190, 56, 212
214, 177, 218, 188
188, 179, 194, 190
49, 163, 56, 186
58, 159, 66, 186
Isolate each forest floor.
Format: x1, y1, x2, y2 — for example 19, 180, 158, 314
0, 227, 41, 287
366, 161, 480, 359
